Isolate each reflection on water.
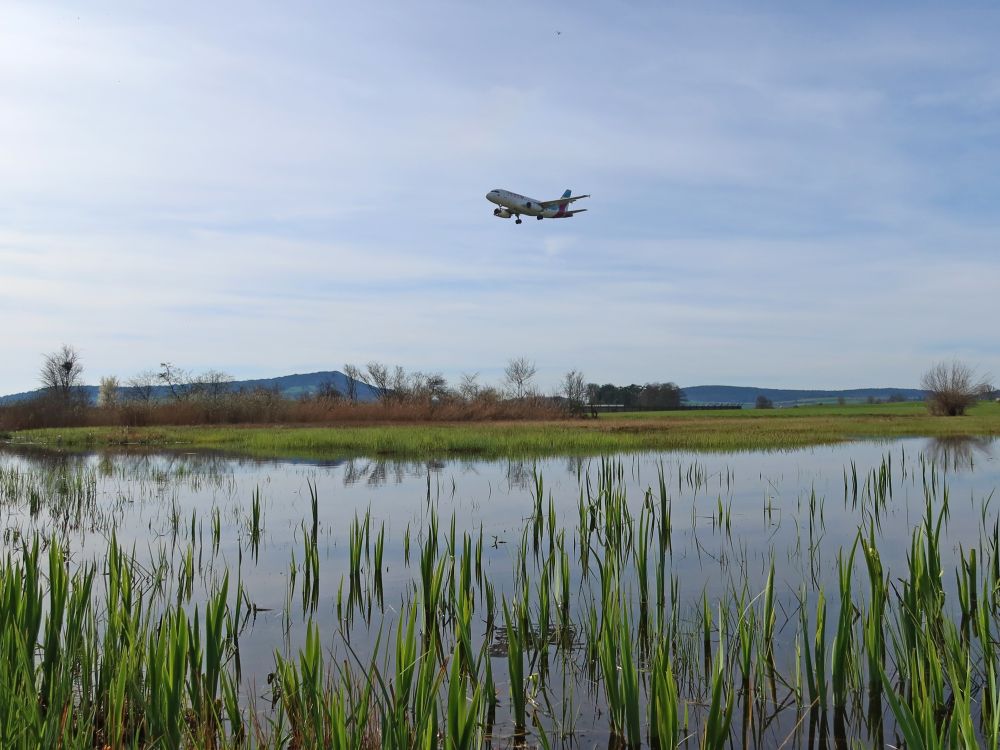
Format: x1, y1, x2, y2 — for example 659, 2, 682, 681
923, 435, 995, 471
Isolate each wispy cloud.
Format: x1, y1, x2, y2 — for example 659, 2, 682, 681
2, 2, 999, 393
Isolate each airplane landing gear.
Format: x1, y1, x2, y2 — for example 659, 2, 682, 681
536, 216, 543, 220
515, 216, 522, 224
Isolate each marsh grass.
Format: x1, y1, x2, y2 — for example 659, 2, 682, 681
0, 446, 999, 748
8, 400, 1000, 459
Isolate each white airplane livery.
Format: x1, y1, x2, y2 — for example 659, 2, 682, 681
486, 188, 589, 224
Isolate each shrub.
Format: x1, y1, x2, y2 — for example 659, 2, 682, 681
0, 389, 568, 430
921, 360, 992, 416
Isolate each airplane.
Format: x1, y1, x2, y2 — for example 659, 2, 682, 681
486, 188, 589, 224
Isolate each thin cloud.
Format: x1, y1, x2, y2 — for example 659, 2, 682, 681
1, 2, 999, 393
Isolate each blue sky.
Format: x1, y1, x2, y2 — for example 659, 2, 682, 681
2, 1, 999, 394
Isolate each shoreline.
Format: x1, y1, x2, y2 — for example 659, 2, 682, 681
6, 402, 999, 459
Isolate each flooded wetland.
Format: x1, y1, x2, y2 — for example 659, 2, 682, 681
1, 437, 999, 748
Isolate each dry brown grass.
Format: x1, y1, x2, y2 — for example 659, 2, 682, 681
0, 391, 568, 431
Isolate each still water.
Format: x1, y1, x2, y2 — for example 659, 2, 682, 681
1, 436, 997, 746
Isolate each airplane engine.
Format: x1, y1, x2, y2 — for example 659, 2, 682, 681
493, 208, 511, 218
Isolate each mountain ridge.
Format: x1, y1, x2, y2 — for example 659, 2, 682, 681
0, 371, 925, 407
681, 384, 924, 406
0, 370, 379, 405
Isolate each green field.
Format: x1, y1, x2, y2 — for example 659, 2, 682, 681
7, 401, 1000, 458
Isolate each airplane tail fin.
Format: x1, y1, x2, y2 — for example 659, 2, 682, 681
561, 189, 572, 199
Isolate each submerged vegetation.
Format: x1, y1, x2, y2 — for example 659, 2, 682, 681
0, 441, 999, 747
6, 401, 1000, 458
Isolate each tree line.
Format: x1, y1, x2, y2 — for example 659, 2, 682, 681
4, 345, 993, 430
2, 349, 582, 428
585, 382, 686, 410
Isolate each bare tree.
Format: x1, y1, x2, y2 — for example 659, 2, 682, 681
426, 373, 449, 400
125, 370, 158, 403
561, 369, 588, 416
191, 369, 234, 400
158, 362, 193, 401
504, 357, 537, 399
921, 360, 992, 416
407, 371, 449, 402
343, 364, 361, 402
365, 361, 392, 401
390, 365, 408, 402
315, 380, 343, 402
98, 376, 120, 407
459, 372, 481, 401
40, 344, 84, 398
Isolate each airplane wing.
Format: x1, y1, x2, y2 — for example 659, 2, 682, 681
539, 194, 590, 208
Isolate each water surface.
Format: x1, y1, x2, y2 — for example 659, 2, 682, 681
1, 437, 997, 746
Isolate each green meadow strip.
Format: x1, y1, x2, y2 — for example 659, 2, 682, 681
11, 400, 1000, 458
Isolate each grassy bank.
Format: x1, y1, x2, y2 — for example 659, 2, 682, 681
7, 401, 1000, 458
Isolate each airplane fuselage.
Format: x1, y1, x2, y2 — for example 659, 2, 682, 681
486, 189, 574, 219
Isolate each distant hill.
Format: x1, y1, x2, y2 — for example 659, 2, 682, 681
682, 385, 926, 407
224, 372, 379, 401
1, 374, 928, 409
0, 387, 98, 406
0, 371, 378, 405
